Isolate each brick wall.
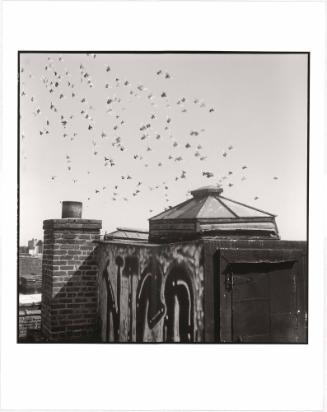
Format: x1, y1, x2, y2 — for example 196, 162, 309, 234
41, 218, 102, 342
19, 304, 41, 340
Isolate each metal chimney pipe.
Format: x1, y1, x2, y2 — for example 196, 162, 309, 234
61, 201, 83, 218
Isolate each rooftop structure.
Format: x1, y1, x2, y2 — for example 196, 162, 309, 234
149, 185, 279, 243
104, 227, 149, 242
36, 191, 307, 344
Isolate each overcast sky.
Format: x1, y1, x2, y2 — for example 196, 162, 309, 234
19, 53, 308, 244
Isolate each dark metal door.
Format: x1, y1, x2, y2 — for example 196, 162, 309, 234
219, 248, 306, 343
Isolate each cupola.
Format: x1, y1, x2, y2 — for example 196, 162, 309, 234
149, 186, 279, 243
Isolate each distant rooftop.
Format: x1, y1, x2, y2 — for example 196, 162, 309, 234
19, 293, 42, 306
104, 227, 149, 242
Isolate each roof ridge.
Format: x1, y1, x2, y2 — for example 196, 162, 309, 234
193, 195, 214, 217
219, 195, 276, 217
216, 196, 239, 218
180, 195, 209, 218
116, 227, 148, 234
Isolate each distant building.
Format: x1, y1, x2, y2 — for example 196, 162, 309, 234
19, 245, 29, 254
27, 238, 43, 255
20, 273, 42, 294
36, 240, 43, 254
28, 238, 38, 250
19, 254, 42, 279
19, 253, 42, 294
18, 252, 43, 340
19, 294, 42, 341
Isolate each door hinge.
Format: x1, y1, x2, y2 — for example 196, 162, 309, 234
225, 272, 234, 291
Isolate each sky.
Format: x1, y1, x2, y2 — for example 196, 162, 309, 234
19, 53, 308, 245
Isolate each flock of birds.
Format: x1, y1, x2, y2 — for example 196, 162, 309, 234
20, 53, 279, 215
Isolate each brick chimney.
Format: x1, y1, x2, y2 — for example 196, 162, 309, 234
41, 201, 102, 342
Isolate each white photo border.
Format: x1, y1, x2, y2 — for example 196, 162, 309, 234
1, 1, 325, 411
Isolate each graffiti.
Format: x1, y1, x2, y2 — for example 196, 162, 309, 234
136, 258, 165, 342
98, 243, 203, 342
122, 256, 139, 342
104, 258, 195, 342
102, 256, 124, 342
163, 264, 194, 342
102, 260, 118, 341
115, 255, 123, 332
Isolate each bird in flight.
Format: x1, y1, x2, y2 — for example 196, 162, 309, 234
190, 131, 199, 136
203, 171, 214, 178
